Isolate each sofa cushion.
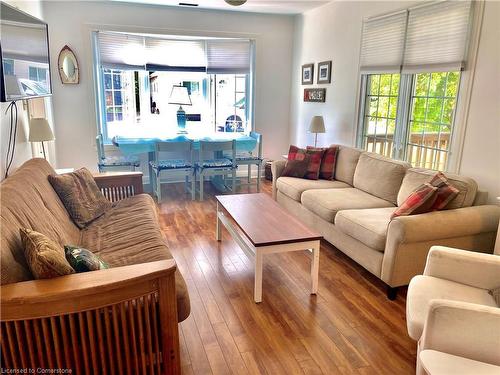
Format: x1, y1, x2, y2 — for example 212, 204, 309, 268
301, 188, 394, 223
276, 177, 350, 202
334, 146, 363, 185
335, 207, 396, 252
80, 194, 190, 322
398, 168, 477, 209
1, 159, 81, 285
353, 153, 410, 205
406, 275, 497, 340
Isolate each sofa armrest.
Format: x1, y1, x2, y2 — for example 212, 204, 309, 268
93, 171, 144, 202
424, 246, 500, 289
271, 160, 287, 199
420, 299, 500, 366
1, 260, 181, 374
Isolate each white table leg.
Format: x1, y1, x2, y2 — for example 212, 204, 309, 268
254, 249, 263, 303
311, 241, 320, 294
216, 202, 222, 241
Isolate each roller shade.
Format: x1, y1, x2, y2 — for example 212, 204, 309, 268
402, 1, 473, 73
145, 38, 206, 72
359, 11, 407, 74
97, 31, 146, 70
206, 39, 251, 74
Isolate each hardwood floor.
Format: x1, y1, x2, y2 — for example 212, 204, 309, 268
157, 180, 417, 374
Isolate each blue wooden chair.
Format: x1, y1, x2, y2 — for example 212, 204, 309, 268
225, 131, 263, 192
195, 140, 236, 201
150, 140, 195, 201
96, 133, 140, 172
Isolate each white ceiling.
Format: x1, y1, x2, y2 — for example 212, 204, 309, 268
114, 0, 332, 15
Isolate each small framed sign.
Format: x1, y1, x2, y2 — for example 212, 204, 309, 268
317, 60, 332, 84
301, 63, 314, 85
304, 88, 326, 103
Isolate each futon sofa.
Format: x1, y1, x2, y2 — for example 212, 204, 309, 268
272, 146, 500, 298
1, 158, 190, 374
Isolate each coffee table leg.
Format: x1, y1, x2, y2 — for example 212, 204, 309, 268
254, 249, 263, 303
216, 202, 222, 241
311, 241, 320, 294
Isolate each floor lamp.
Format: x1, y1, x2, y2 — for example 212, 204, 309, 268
29, 118, 54, 159
309, 116, 325, 147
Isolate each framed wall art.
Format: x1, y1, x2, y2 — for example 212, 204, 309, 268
317, 60, 332, 84
304, 88, 326, 103
301, 63, 314, 85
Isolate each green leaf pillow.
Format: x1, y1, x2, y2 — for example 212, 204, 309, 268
64, 245, 109, 273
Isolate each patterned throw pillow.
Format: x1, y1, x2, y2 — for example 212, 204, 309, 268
282, 145, 325, 180
307, 145, 339, 180
64, 245, 109, 273
429, 172, 460, 210
391, 183, 438, 219
48, 168, 112, 228
20, 228, 75, 279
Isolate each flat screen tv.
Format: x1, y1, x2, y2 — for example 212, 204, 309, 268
0, 1, 52, 102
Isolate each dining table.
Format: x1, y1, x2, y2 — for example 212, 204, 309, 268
112, 130, 257, 188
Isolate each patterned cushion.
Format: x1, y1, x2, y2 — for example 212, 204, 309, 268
65, 245, 109, 273
48, 168, 112, 229
99, 155, 140, 167
391, 183, 438, 219
224, 153, 262, 161
197, 159, 234, 168
429, 172, 460, 210
307, 145, 339, 180
20, 228, 75, 279
282, 145, 324, 180
150, 159, 192, 171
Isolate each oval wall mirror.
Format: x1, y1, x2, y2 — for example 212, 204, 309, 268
58, 45, 79, 84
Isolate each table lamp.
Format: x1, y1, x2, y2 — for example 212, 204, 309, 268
168, 85, 192, 132
309, 116, 325, 147
29, 118, 54, 159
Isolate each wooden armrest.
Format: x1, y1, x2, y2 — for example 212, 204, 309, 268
1, 260, 175, 321
93, 171, 144, 201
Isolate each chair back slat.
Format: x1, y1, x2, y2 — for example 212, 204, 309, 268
96, 134, 105, 160
199, 140, 235, 153
155, 140, 193, 153
249, 131, 262, 158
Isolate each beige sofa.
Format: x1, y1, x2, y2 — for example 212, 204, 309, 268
272, 146, 500, 298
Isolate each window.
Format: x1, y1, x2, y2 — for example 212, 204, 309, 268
94, 31, 253, 142
357, 1, 472, 171
29, 66, 48, 87
3, 59, 14, 75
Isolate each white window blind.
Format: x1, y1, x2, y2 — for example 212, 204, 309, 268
97, 32, 146, 70
359, 11, 407, 74
206, 39, 251, 74
359, 1, 473, 74
402, 1, 472, 73
145, 38, 206, 71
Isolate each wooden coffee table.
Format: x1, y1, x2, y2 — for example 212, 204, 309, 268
216, 193, 322, 303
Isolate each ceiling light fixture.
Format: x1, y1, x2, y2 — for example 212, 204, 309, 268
224, 0, 247, 6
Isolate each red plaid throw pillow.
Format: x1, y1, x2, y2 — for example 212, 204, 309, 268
282, 145, 325, 180
429, 172, 460, 210
307, 145, 339, 180
391, 183, 438, 219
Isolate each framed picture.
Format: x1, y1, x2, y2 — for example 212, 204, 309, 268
301, 63, 314, 85
317, 60, 332, 84
304, 88, 326, 103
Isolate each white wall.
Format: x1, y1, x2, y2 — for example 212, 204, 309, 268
0, 0, 48, 179
290, 1, 500, 201
42, 1, 294, 174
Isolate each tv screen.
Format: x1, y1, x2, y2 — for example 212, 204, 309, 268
0, 2, 52, 102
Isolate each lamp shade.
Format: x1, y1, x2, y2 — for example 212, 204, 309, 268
168, 85, 192, 106
29, 118, 54, 142
309, 116, 325, 134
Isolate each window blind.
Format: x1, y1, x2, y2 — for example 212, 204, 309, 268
206, 39, 251, 74
359, 11, 407, 74
97, 32, 146, 70
402, 1, 473, 73
145, 38, 206, 72
359, 1, 473, 74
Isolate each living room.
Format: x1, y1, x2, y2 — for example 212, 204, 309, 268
1, 0, 499, 374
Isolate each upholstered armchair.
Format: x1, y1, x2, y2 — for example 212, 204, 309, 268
406, 246, 500, 374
